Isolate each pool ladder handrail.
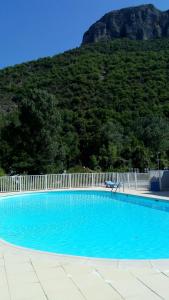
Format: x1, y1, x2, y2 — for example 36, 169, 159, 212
111, 182, 121, 193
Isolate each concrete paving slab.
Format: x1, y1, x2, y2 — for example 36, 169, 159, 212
96, 267, 161, 299
9, 282, 46, 300
134, 272, 169, 299
64, 264, 122, 300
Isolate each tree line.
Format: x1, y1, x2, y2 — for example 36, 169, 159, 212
0, 38, 169, 174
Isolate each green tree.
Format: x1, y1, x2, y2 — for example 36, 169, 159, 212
1, 89, 62, 174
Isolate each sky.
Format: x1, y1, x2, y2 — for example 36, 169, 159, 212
0, 0, 168, 69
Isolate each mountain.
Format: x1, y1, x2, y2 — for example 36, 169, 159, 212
82, 4, 169, 44
0, 6, 169, 174
1, 38, 169, 174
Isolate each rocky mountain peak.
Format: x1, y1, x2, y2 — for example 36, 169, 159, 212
82, 4, 169, 44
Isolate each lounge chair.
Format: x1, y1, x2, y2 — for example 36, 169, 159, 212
105, 181, 120, 191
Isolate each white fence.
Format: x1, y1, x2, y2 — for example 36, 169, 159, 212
0, 172, 150, 193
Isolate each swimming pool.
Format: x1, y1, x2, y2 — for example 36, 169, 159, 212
0, 190, 169, 259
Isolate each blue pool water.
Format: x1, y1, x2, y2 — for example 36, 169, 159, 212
0, 190, 169, 259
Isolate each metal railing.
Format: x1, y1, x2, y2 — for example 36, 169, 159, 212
0, 172, 150, 193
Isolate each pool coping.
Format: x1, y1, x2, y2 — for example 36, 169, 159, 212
0, 187, 169, 268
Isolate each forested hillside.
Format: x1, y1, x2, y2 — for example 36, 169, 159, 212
0, 38, 169, 174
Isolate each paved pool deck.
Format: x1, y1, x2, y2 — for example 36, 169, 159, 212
1, 188, 169, 300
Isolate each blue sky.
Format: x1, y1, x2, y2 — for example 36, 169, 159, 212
0, 0, 168, 69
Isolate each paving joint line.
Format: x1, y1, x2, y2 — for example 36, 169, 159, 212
94, 267, 125, 300
133, 274, 164, 300
149, 260, 156, 269
150, 260, 163, 272
3, 254, 12, 300
29, 258, 49, 300
61, 264, 87, 300
160, 271, 169, 279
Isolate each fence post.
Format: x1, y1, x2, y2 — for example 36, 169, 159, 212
122, 174, 124, 192
19, 176, 22, 192
92, 173, 94, 187
69, 174, 72, 189
159, 170, 162, 191
45, 175, 47, 191
116, 173, 120, 191
135, 172, 137, 190
116, 173, 118, 183
127, 173, 130, 189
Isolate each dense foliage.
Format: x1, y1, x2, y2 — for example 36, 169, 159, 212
0, 38, 169, 174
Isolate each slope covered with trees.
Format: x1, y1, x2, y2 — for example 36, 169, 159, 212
0, 38, 169, 174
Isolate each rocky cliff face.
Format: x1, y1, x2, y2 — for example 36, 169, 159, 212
82, 4, 169, 44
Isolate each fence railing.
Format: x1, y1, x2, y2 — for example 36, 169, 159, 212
0, 172, 150, 193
